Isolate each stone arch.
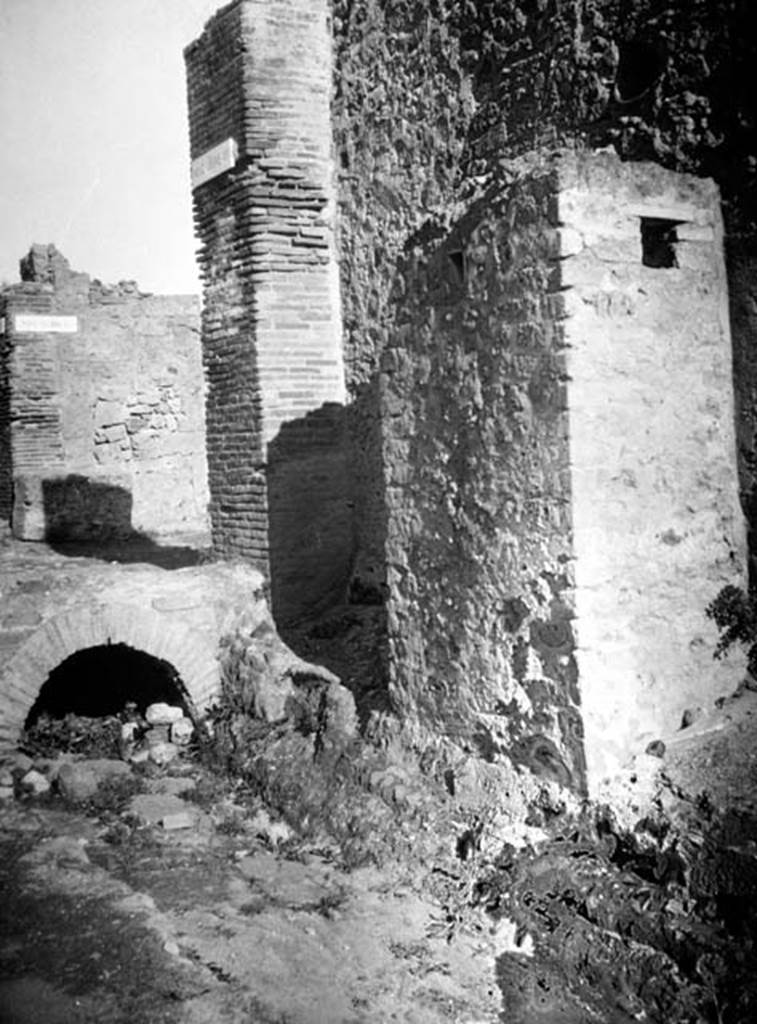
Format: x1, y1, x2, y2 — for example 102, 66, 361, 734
0, 602, 221, 750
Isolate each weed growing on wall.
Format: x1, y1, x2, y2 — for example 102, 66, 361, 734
706, 584, 757, 676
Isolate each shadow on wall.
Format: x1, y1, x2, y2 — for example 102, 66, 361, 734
26, 474, 206, 568
266, 399, 392, 730
266, 402, 356, 625
726, 237, 757, 590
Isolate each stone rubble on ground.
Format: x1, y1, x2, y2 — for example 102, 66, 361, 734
145, 703, 185, 726
56, 759, 131, 803
20, 769, 51, 796
122, 703, 194, 765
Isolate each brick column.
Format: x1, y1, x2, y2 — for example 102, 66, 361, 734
185, 0, 345, 572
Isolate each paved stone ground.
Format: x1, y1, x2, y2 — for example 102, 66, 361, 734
0, 773, 504, 1024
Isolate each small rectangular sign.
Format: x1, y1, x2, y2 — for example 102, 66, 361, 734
191, 137, 238, 189
13, 314, 78, 334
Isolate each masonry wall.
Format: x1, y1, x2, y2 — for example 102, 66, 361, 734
58, 293, 208, 541
728, 240, 757, 584
0, 327, 11, 521
185, 0, 349, 621
557, 152, 746, 786
381, 172, 584, 790
3, 250, 209, 543
330, 0, 757, 588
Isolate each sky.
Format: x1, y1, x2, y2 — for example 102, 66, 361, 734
0, 0, 223, 295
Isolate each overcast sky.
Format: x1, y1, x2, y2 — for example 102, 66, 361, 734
0, 0, 222, 295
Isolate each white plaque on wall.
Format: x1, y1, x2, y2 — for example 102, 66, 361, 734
13, 314, 78, 334
191, 137, 239, 189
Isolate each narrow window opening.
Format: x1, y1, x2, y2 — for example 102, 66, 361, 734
641, 218, 680, 269
448, 249, 465, 284
24, 643, 188, 729
615, 41, 665, 104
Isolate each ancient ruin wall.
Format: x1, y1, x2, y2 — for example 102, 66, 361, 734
558, 152, 746, 786
3, 251, 208, 543
330, 1, 757, 584
381, 172, 584, 790
185, 0, 346, 577
0, 329, 11, 522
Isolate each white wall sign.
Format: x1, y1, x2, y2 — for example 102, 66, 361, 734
191, 137, 239, 189
13, 314, 78, 334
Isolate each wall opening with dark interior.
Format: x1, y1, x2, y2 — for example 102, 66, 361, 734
641, 217, 681, 268
23, 643, 190, 729
614, 40, 666, 105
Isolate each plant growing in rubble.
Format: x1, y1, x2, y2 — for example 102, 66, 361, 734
706, 584, 757, 677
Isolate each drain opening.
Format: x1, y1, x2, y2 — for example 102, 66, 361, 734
24, 643, 190, 730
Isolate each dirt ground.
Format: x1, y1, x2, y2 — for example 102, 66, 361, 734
0, 778, 504, 1024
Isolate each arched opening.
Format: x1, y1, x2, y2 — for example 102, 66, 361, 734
23, 643, 191, 730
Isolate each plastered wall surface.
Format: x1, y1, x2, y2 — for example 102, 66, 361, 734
557, 152, 746, 786
2, 249, 209, 543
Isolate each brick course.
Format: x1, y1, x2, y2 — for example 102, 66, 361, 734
185, 0, 348, 618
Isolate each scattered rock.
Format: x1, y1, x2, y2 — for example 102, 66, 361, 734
6, 752, 33, 775
145, 703, 184, 726
129, 793, 195, 826
32, 755, 74, 783
56, 759, 131, 802
146, 725, 171, 746
21, 769, 51, 796
120, 722, 139, 744
161, 811, 195, 831
148, 741, 179, 767
170, 718, 194, 745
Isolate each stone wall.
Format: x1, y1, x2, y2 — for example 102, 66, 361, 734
329, 0, 757, 583
0, 329, 11, 522
185, 0, 349, 622
380, 168, 582, 789
559, 151, 746, 786
379, 151, 746, 794
2, 247, 209, 543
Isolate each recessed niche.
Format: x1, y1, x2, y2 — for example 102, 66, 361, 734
640, 218, 680, 269
615, 40, 665, 104
448, 250, 466, 284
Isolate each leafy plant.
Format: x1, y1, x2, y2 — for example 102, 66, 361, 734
706, 584, 757, 675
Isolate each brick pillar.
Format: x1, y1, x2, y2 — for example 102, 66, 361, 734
185, 0, 345, 573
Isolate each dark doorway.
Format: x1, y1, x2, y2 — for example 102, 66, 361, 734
24, 643, 189, 729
